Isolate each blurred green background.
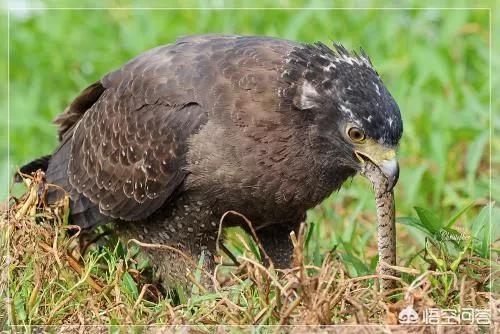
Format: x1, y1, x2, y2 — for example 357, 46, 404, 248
2, 1, 498, 266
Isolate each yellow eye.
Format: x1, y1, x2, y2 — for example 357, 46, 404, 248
347, 127, 366, 142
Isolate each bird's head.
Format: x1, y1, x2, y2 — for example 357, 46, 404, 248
283, 42, 403, 190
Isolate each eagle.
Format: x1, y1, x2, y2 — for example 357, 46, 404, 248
19, 34, 402, 287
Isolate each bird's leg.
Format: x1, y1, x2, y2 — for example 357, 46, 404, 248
112, 195, 220, 292
215, 211, 303, 268
114, 218, 218, 291
254, 221, 301, 268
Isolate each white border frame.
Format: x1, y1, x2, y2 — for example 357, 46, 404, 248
4, 3, 494, 331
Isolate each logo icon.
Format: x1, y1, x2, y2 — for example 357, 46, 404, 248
398, 305, 419, 324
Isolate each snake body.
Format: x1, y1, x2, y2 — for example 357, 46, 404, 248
361, 160, 397, 290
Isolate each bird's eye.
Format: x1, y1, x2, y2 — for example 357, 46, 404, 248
347, 127, 366, 142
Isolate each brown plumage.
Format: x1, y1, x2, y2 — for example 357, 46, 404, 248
19, 34, 403, 288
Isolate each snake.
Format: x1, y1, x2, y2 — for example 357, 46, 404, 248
361, 160, 397, 290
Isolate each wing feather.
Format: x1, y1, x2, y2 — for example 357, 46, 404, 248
64, 45, 209, 221
69, 99, 205, 220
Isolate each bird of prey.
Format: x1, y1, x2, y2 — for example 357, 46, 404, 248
19, 34, 402, 288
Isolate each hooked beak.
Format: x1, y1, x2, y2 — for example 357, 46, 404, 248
355, 144, 400, 191
378, 158, 400, 191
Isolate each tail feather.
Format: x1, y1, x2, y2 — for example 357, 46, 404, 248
14, 155, 52, 182
45, 138, 109, 230
16, 80, 109, 230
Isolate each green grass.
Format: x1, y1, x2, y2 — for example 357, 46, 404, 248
2, 0, 499, 329
2, 175, 496, 328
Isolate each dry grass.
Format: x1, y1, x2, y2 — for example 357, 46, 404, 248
1, 171, 497, 333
